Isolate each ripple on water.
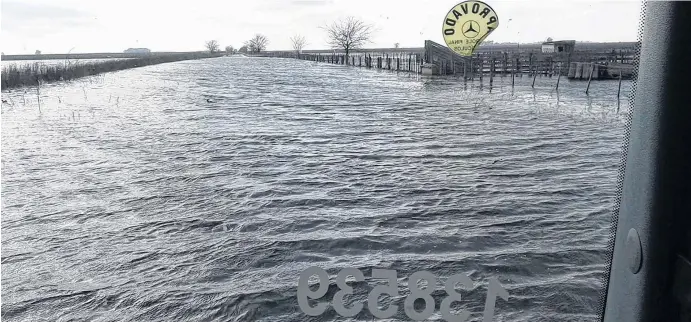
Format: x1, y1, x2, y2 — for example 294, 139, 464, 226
1, 57, 629, 321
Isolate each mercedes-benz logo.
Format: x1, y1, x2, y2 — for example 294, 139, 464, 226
461, 20, 480, 38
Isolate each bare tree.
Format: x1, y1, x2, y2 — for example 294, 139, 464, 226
323, 16, 373, 64
290, 34, 308, 54
225, 45, 235, 55
394, 43, 400, 49
245, 34, 269, 53
205, 40, 220, 53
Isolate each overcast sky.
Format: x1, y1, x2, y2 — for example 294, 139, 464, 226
2, 0, 642, 54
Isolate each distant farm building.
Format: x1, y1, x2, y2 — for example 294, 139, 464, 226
541, 40, 575, 54
124, 48, 151, 55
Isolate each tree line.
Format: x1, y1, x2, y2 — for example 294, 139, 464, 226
205, 34, 269, 55
203, 16, 376, 64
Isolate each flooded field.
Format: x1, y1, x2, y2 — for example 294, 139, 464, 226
2, 56, 631, 321
2, 58, 131, 68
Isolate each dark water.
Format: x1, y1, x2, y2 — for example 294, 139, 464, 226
2, 57, 630, 321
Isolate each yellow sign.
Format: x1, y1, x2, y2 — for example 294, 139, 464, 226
442, 1, 499, 56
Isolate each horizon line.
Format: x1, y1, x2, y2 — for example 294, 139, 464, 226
2, 40, 639, 57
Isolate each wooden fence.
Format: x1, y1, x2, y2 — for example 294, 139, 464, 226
262, 51, 426, 74
258, 40, 636, 98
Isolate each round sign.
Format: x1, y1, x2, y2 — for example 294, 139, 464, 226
443, 1, 499, 57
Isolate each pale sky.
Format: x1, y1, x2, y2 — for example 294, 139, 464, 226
1, 0, 643, 54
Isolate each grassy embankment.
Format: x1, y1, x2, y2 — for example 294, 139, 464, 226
1, 52, 221, 90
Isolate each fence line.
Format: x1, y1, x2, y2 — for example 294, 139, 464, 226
269, 51, 426, 75
261, 50, 629, 98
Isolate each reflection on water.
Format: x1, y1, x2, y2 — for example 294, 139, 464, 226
2, 57, 630, 321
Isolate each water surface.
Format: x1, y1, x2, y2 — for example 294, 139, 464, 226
2, 57, 630, 321
2, 58, 131, 68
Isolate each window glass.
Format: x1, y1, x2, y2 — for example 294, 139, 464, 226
1, 0, 643, 321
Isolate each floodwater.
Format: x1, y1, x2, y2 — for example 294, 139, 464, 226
2, 56, 631, 321
2, 58, 131, 68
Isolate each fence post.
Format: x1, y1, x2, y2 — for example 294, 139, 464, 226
556, 62, 562, 90
479, 55, 483, 82
529, 53, 533, 77
470, 56, 474, 80
586, 63, 595, 94
463, 61, 467, 81
503, 52, 507, 76
511, 57, 515, 87
617, 68, 623, 98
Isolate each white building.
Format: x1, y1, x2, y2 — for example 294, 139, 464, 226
541, 43, 556, 53
541, 40, 576, 54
